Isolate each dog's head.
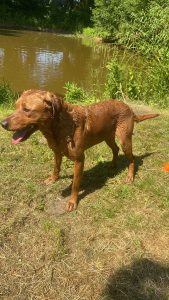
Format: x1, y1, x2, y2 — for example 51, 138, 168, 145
1, 89, 63, 144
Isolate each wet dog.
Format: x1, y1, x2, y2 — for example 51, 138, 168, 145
1, 90, 159, 211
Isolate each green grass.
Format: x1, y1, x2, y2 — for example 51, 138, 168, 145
0, 104, 169, 299
0, 81, 18, 106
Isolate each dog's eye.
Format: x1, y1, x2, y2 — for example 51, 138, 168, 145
23, 107, 30, 113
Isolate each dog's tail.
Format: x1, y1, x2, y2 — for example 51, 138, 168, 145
134, 113, 159, 123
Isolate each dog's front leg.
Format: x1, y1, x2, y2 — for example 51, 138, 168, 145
44, 151, 62, 185
66, 154, 84, 212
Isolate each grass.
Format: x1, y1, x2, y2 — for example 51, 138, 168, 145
0, 103, 169, 299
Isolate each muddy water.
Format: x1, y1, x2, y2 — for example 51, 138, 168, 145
0, 29, 114, 96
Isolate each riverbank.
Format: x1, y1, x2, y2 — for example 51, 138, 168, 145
1, 0, 169, 60
0, 24, 72, 34
0, 28, 168, 108
0, 0, 93, 34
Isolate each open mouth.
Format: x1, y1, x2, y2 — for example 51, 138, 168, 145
12, 125, 38, 145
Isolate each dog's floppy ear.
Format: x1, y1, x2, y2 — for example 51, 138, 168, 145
44, 92, 63, 117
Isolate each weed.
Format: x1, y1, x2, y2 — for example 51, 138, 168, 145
83, 27, 96, 37
64, 82, 93, 104
0, 81, 18, 106
105, 57, 169, 108
42, 219, 67, 257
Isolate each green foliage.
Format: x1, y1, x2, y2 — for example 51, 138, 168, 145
0, 0, 94, 32
118, 2, 169, 58
42, 219, 67, 257
0, 81, 18, 105
105, 59, 144, 100
105, 58, 169, 108
92, 0, 124, 38
69, 0, 169, 108
105, 60, 125, 99
82, 27, 96, 37
64, 82, 91, 104
92, 0, 169, 58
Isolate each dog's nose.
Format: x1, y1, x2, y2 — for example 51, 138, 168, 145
1, 119, 9, 130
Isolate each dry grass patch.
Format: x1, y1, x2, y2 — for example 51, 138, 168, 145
0, 106, 169, 299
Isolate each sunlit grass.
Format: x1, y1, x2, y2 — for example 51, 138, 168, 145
0, 104, 169, 299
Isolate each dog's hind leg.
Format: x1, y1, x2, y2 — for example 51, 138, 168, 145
116, 120, 135, 183
121, 136, 134, 183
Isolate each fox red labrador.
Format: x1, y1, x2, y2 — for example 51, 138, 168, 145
1, 90, 159, 211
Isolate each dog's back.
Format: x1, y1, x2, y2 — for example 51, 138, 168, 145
84, 100, 133, 136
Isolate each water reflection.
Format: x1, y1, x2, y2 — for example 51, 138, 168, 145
20, 50, 27, 64
0, 30, 113, 95
36, 50, 63, 65
0, 48, 4, 67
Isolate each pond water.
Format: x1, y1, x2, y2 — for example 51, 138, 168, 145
0, 29, 115, 96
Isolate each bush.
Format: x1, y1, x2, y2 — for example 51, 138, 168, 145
83, 27, 96, 37
92, 0, 169, 58
64, 82, 91, 104
105, 58, 169, 108
0, 82, 18, 106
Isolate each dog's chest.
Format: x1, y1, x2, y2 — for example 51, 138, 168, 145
45, 129, 80, 160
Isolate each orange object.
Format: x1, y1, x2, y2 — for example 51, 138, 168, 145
162, 163, 169, 172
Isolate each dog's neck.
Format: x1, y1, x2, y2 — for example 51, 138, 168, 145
39, 101, 78, 151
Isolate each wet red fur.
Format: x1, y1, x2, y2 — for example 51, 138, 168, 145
1, 90, 159, 211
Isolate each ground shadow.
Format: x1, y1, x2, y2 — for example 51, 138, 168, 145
61, 152, 153, 201
102, 258, 169, 300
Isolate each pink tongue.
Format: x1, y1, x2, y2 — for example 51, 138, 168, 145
12, 136, 23, 145
12, 130, 27, 145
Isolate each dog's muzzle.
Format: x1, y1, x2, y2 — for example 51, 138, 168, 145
1, 119, 9, 130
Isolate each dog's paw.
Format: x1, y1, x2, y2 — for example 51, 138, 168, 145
44, 175, 58, 185
125, 175, 134, 184
66, 200, 77, 212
